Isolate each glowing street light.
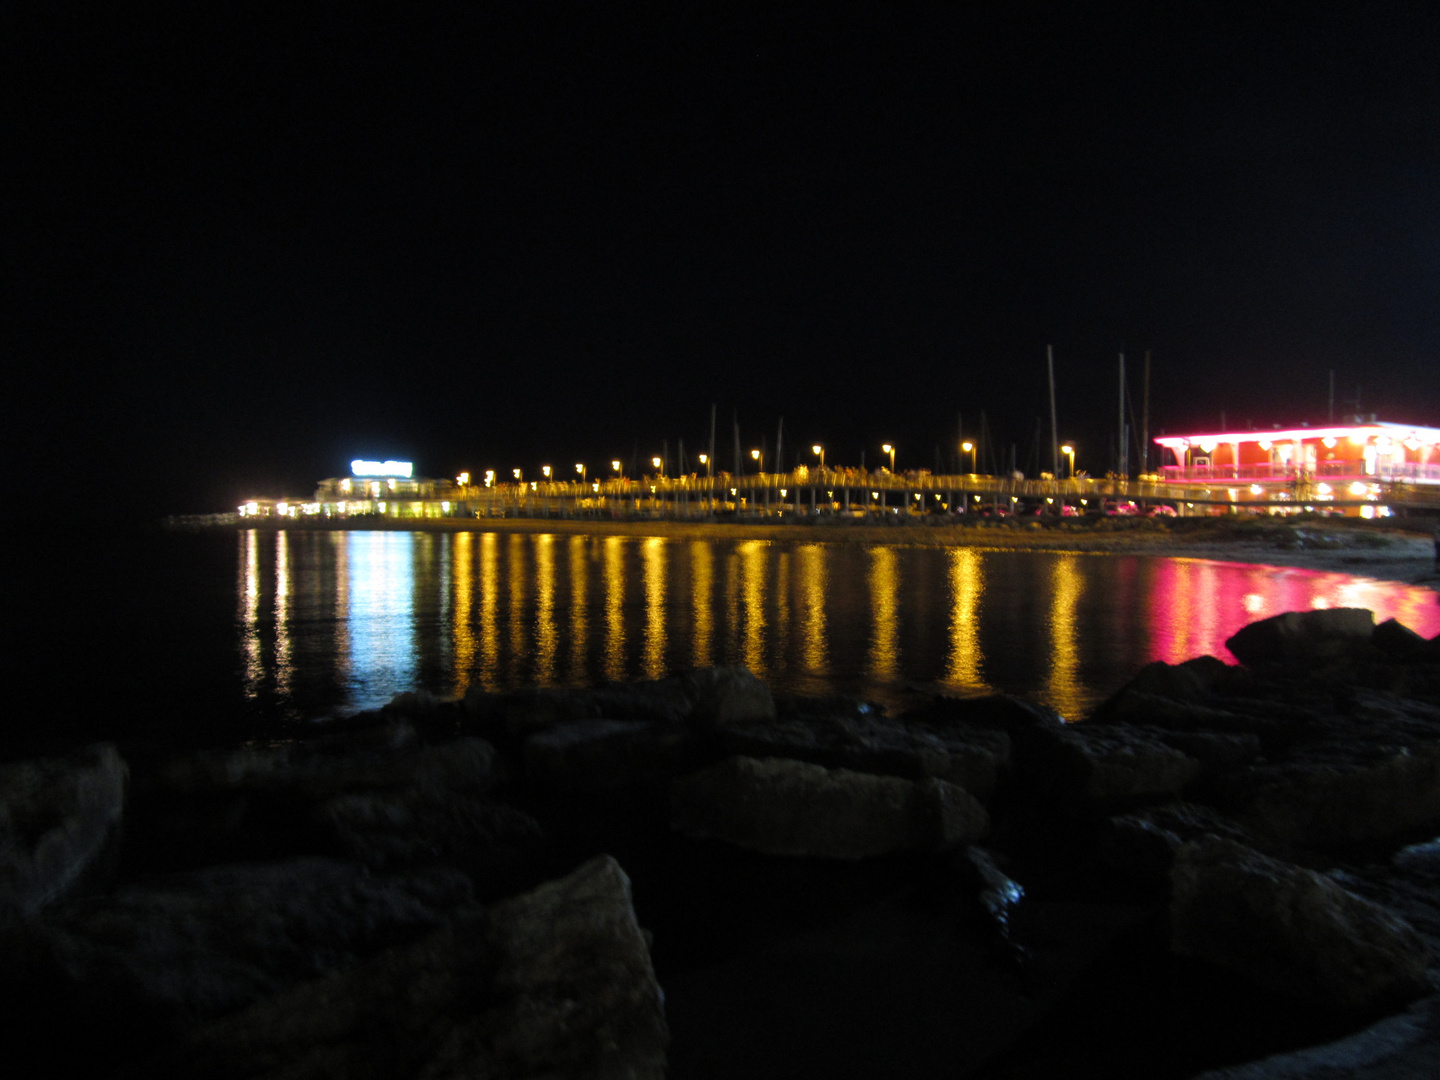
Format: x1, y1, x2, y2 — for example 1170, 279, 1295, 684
1060, 443, 1075, 478
652, 456, 664, 477
751, 448, 763, 474
611, 460, 622, 480
575, 462, 586, 483
961, 440, 976, 474
882, 443, 895, 473
512, 468, 522, 482
812, 443, 825, 471
542, 465, 552, 479
698, 452, 710, 477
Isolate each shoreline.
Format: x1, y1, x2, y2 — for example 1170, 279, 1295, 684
195, 514, 1440, 591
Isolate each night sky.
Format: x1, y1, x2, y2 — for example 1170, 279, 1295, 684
7, 3, 1439, 517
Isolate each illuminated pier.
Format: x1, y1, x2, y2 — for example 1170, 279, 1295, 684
235, 425, 1440, 525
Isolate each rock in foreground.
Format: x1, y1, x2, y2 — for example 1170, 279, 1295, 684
671, 755, 989, 858
1171, 836, 1430, 1015
0, 743, 127, 918
145, 855, 667, 1080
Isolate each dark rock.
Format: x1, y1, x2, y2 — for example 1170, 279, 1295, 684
670, 756, 989, 858
1373, 617, 1429, 659
0, 743, 127, 918
316, 790, 542, 889
1225, 607, 1377, 667
682, 665, 776, 726
716, 711, 1010, 802
145, 855, 667, 1080
1221, 740, 1440, 850
523, 719, 699, 794
149, 735, 520, 874
463, 666, 775, 742
17, 859, 479, 1041
1099, 802, 1256, 889
1019, 723, 1203, 810
1170, 836, 1430, 1014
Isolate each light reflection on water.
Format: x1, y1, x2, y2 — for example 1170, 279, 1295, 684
236, 530, 1440, 721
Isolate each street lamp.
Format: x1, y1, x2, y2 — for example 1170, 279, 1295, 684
611, 460, 622, 480
512, 468, 522, 483
962, 441, 976, 474
652, 456, 663, 477
882, 443, 895, 473
542, 465, 552, 480
575, 462, 586, 483
1061, 443, 1075, 478
751, 448, 762, 474
812, 444, 824, 473
698, 453, 710, 477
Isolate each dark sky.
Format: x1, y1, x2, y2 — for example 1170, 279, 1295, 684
7, 3, 1439, 515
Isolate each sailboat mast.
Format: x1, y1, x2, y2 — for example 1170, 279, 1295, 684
1047, 345, 1059, 478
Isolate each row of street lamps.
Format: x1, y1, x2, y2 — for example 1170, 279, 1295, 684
479, 440, 1083, 487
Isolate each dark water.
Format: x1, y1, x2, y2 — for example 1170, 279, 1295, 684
8, 526, 1438, 749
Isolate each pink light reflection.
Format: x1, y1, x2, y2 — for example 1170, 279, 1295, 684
1148, 558, 1440, 665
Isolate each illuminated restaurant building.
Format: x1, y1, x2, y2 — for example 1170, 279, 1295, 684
1153, 419, 1440, 516
239, 460, 470, 520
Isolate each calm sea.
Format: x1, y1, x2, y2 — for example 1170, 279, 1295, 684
7, 526, 1438, 752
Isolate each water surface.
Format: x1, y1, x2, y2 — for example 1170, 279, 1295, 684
234, 529, 1440, 721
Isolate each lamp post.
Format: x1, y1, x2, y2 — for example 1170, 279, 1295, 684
611, 460, 622, 482
575, 463, 586, 483
962, 440, 976, 474
812, 443, 824, 475
1061, 443, 1075, 479
751, 448, 762, 474
698, 452, 709, 476
542, 465, 552, 481
652, 456, 663, 478
882, 443, 895, 473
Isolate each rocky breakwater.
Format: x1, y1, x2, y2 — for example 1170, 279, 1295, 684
4, 615, 1440, 1077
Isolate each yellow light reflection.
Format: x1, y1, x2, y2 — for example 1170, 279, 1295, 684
274, 530, 292, 697
945, 548, 990, 692
643, 537, 667, 678
535, 534, 557, 683
604, 535, 626, 682
507, 533, 527, 683
478, 533, 499, 688
452, 532, 476, 694
798, 544, 827, 673
739, 540, 768, 677
240, 529, 261, 696
1045, 555, 1085, 720
691, 540, 714, 668
774, 549, 791, 673
569, 535, 589, 681
866, 546, 899, 679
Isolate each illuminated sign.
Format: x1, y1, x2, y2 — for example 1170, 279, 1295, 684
350, 460, 413, 478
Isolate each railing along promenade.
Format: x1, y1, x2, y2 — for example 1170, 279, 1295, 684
450, 466, 1440, 519
455, 471, 1186, 519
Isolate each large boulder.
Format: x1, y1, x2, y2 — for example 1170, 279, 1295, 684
1221, 739, 1440, 850
1017, 723, 1204, 810
1225, 607, 1376, 668
0, 743, 128, 918
14, 858, 479, 1043
522, 719, 700, 794
670, 755, 989, 858
149, 735, 526, 877
464, 666, 775, 743
717, 707, 1010, 802
1170, 836, 1430, 1014
145, 855, 667, 1080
